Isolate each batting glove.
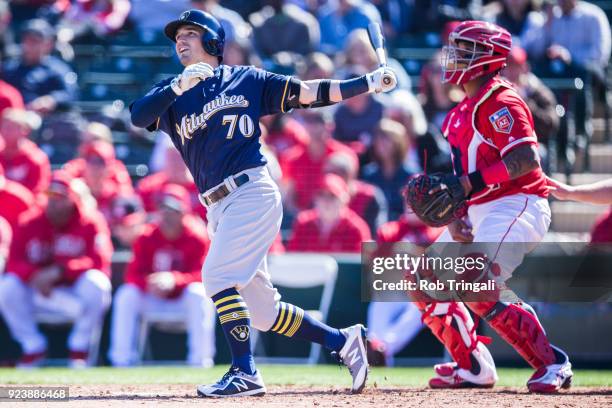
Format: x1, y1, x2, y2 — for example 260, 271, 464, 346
171, 62, 215, 96
366, 66, 397, 93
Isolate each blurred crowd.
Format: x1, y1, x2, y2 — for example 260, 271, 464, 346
0, 0, 611, 367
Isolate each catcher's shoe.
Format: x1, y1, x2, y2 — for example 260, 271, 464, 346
527, 346, 573, 394
197, 366, 266, 398
336, 324, 369, 393
429, 343, 498, 389
17, 350, 46, 369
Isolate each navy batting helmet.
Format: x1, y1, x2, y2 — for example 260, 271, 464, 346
164, 10, 225, 62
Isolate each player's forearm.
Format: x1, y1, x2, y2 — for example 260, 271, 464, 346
130, 85, 176, 128
297, 76, 370, 106
461, 144, 540, 196
567, 180, 612, 205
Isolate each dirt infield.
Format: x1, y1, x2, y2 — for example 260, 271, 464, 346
12, 384, 610, 407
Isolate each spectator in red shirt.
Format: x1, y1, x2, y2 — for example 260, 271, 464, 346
0, 77, 24, 114
63, 122, 132, 202
0, 162, 35, 232
282, 109, 358, 212
0, 215, 10, 273
287, 173, 371, 253
76, 140, 134, 224
0, 108, 50, 195
0, 171, 113, 367
109, 184, 215, 367
324, 151, 387, 236
260, 114, 309, 162
137, 145, 207, 221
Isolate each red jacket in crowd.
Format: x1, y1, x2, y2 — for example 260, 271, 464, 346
136, 172, 207, 220
0, 139, 51, 195
376, 215, 441, 245
591, 208, 612, 243
0, 216, 11, 263
0, 81, 24, 115
0, 177, 34, 232
7, 192, 113, 286
282, 139, 358, 210
265, 117, 310, 161
125, 215, 210, 298
287, 208, 371, 253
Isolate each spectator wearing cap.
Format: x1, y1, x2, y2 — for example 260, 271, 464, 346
0, 162, 35, 233
502, 46, 559, 165
362, 118, 415, 221
0, 171, 112, 368
73, 140, 134, 225
137, 145, 207, 221
63, 122, 133, 210
281, 109, 358, 212
0, 108, 50, 195
109, 184, 215, 367
0, 215, 9, 273
190, 0, 251, 43
332, 70, 384, 156
318, 0, 381, 54
1, 18, 78, 115
324, 151, 387, 236
250, 0, 320, 59
58, 0, 131, 42
287, 173, 371, 253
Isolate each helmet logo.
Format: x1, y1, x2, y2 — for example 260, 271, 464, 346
180, 11, 190, 20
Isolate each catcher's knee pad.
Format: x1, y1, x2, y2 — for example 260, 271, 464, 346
416, 301, 491, 372
473, 302, 555, 369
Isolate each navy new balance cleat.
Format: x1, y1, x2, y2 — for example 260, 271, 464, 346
197, 366, 266, 398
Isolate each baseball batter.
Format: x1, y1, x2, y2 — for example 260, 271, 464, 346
404, 21, 573, 393
130, 10, 397, 397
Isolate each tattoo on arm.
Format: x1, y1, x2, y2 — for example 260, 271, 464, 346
502, 144, 540, 179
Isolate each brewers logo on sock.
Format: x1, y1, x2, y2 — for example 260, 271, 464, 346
230, 325, 250, 342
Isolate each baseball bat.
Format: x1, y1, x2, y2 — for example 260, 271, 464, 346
367, 23, 392, 86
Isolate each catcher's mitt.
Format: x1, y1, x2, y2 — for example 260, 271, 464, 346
404, 173, 468, 227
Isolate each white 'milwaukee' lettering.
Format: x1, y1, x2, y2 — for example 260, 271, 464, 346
175, 93, 249, 145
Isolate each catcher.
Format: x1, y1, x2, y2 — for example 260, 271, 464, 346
404, 21, 572, 393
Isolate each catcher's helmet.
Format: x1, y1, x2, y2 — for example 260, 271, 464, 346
164, 10, 225, 62
441, 20, 511, 85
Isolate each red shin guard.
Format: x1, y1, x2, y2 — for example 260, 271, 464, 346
468, 302, 555, 369
416, 301, 490, 370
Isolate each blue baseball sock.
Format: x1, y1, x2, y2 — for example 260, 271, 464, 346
270, 302, 346, 351
211, 288, 256, 375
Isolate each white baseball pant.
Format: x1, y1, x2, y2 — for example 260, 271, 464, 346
0, 270, 111, 354
201, 165, 283, 332
108, 282, 215, 366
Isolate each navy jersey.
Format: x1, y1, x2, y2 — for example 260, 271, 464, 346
144, 65, 292, 193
